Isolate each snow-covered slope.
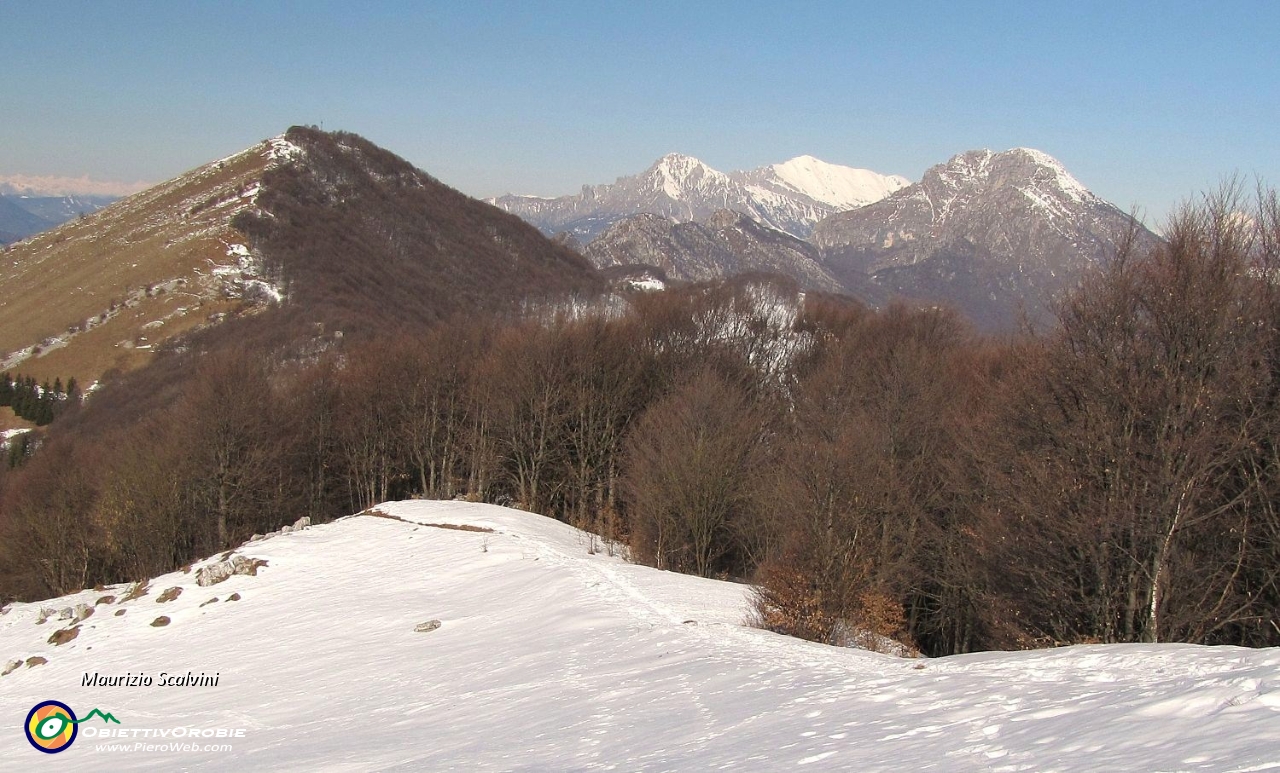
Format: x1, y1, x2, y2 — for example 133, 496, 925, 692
2, 501, 1277, 771
491, 154, 907, 242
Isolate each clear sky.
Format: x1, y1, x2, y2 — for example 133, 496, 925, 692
3, 1, 1277, 224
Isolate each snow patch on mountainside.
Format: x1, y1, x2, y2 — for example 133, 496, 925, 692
266, 136, 305, 164
1007, 147, 1092, 203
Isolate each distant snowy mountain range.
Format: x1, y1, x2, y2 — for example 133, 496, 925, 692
4, 136, 1156, 344
491, 154, 909, 242
508, 147, 1156, 330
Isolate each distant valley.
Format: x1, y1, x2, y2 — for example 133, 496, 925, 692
0, 193, 117, 244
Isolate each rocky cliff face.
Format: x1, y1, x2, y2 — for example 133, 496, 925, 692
584, 210, 843, 292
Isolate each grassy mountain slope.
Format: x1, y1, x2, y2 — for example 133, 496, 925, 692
0, 140, 285, 384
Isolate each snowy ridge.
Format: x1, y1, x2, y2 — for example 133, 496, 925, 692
2, 500, 1277, 770
492, 153, 907, 241
584, 210, 844, 291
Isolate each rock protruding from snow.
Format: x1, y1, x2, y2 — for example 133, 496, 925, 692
251, 516, 312, 542
47, 625, 80, 645
195, 555, 268, 587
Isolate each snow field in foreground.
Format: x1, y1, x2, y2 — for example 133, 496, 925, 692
0, 500, 1277, 771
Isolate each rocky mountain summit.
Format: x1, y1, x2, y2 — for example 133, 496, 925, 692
813, 148, 1158, 329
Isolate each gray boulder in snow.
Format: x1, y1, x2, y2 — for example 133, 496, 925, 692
196, 554, 268, 586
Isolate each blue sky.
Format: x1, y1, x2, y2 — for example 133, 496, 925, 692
3, 1, 1277, 224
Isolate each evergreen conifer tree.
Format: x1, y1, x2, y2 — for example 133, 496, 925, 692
11, 377, 31, 419
6, 432, 28, 469
35, 391, 54, 426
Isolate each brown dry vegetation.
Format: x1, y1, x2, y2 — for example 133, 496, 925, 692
47, 625, 80, 645
232, 127, 602, 335
422, 523, 495, 533
0, 407, 35, 433
0, 139, 277, 385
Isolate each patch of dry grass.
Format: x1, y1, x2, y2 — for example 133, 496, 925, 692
47, 625, 80, 645
422, 522, 495, 533
120, 580, 150, 602
361, 509, 494, 533
0, 407, 34, 433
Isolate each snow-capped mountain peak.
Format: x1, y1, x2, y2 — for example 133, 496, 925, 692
752, 155, 911, 212
650, 152, 710, 174
645, 153, 729, 200
1004, 147, 1093, 204
927, 148, 1095, 207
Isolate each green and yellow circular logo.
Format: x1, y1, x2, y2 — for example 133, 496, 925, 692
25, 700, 78, 753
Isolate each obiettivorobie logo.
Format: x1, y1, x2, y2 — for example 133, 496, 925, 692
24, 700, 120, 753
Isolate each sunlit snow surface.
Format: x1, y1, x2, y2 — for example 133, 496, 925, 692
766, 155, 910, 211
1, 501, 1277, 771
